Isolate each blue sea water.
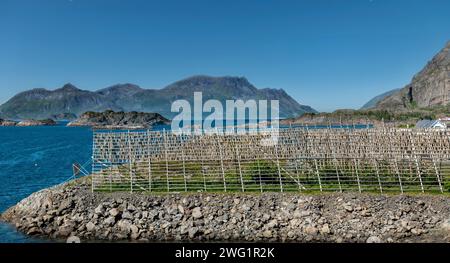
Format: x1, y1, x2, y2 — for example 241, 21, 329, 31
0, 124, 92, 243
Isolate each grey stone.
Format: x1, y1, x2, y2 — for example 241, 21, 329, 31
26, 227, 42, 235
94, 204, 104, 215
130, 224, 139, 234
86, 222, 96, 232
441, 219, 450, 231
343, 203, 353, 212
304, 225, 318, 235
188, 227, 199, 238
117, 219, 132, 234
262, 230, 272, 238
104, 216, 116, 226
109, 208, 120, 217
192, 207, 202, 219
178, 205, 185, 215
320, 224, 330, 235
366, 236, 382, 243
57, 225, 73, 237
127, 204, 137, 212
122, 211, 134, 220
266, 219, 278, 229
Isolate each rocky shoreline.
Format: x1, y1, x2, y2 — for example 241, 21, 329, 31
0, 118, 56, 127
1, 177, 450, 243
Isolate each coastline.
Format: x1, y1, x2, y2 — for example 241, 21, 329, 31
2, 177, 450, 243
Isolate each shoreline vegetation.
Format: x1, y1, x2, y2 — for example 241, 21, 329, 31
280, 106, 450, 128
1, 176, 450, 243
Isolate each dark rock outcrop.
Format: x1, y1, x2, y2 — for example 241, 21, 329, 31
67, 110, 170, 129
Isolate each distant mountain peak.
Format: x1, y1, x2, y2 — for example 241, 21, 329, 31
106, 83, 141, 89
57, 83, 80, 92
96, 83, 143, 96
165, 75, 254, 90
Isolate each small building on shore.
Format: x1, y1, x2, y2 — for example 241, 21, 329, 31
438, 117, 450, 126
415, 119, 447, 129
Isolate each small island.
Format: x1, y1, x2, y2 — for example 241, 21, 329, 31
17, 119, 57, 127
0, 118, 57, 127
0, 119, 18, 126
67, 110, 170, 129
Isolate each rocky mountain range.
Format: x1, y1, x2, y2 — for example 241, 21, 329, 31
364, 41, 450, 111
0, 76, 316, 120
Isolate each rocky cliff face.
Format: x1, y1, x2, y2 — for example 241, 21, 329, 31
0, 76, 316, 119
375, 41, 450, 110
67, 110, 170, 129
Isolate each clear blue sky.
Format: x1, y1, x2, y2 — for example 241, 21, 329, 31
1, 0, 449, 112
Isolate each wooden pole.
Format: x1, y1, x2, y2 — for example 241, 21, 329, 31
216, 134, 227, 192
235, 145, 245, 192
127, 130, 134, 193
163, 130, 170, 192
314, 159, 322, 192
410, 131, 424, 193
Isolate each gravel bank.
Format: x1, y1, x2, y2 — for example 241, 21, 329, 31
2, 177, 450, 243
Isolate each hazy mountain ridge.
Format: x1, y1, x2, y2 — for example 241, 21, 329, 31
361, 89, 400, 109
0, 76, 316, 119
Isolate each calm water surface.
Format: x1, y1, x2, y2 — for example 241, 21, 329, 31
0, 124, 92, 242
